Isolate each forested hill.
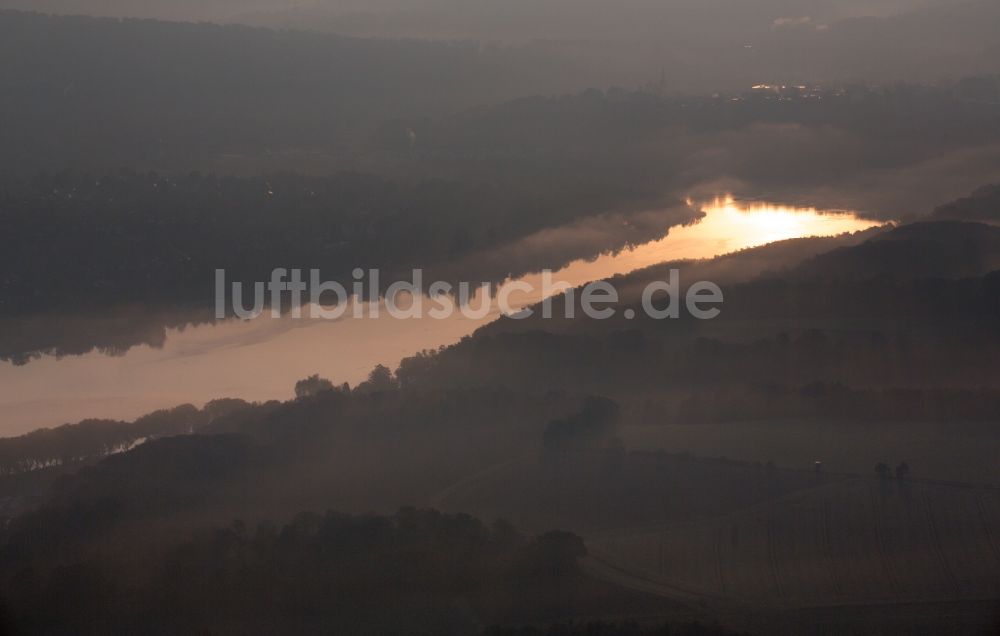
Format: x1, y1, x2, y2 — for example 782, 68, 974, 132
0, 170, 689, 365
0, 10, 569, 175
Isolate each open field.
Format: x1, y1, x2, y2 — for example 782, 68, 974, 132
432, 449, 1000, 633
621, 420, 1000, 485
586, 478, 1000, 607
432, 451, 837, 533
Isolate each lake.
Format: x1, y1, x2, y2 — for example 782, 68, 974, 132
0, 197, 881, 435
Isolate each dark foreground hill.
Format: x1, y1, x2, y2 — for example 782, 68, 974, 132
1, 505, 706, 635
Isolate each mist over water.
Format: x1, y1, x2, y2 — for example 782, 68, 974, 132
0, 198, 879, 435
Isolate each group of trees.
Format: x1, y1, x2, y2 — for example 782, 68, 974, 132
0, 384, 599, 560
1, 507, 591, 635
293, 366, 398, 400
875, 461, 911, 481
0, 171, 626, 316
0, 400, 251, 476
543, 396, 620, 453
389, 316, 1000, 403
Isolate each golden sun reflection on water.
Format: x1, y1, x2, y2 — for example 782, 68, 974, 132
514, 196, 882, 299
692, 197, 880, 253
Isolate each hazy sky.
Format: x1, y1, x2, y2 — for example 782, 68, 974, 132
0, 0, 942, 26
3, 0, 994, 93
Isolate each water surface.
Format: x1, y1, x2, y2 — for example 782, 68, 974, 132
0, 198, 881, 435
